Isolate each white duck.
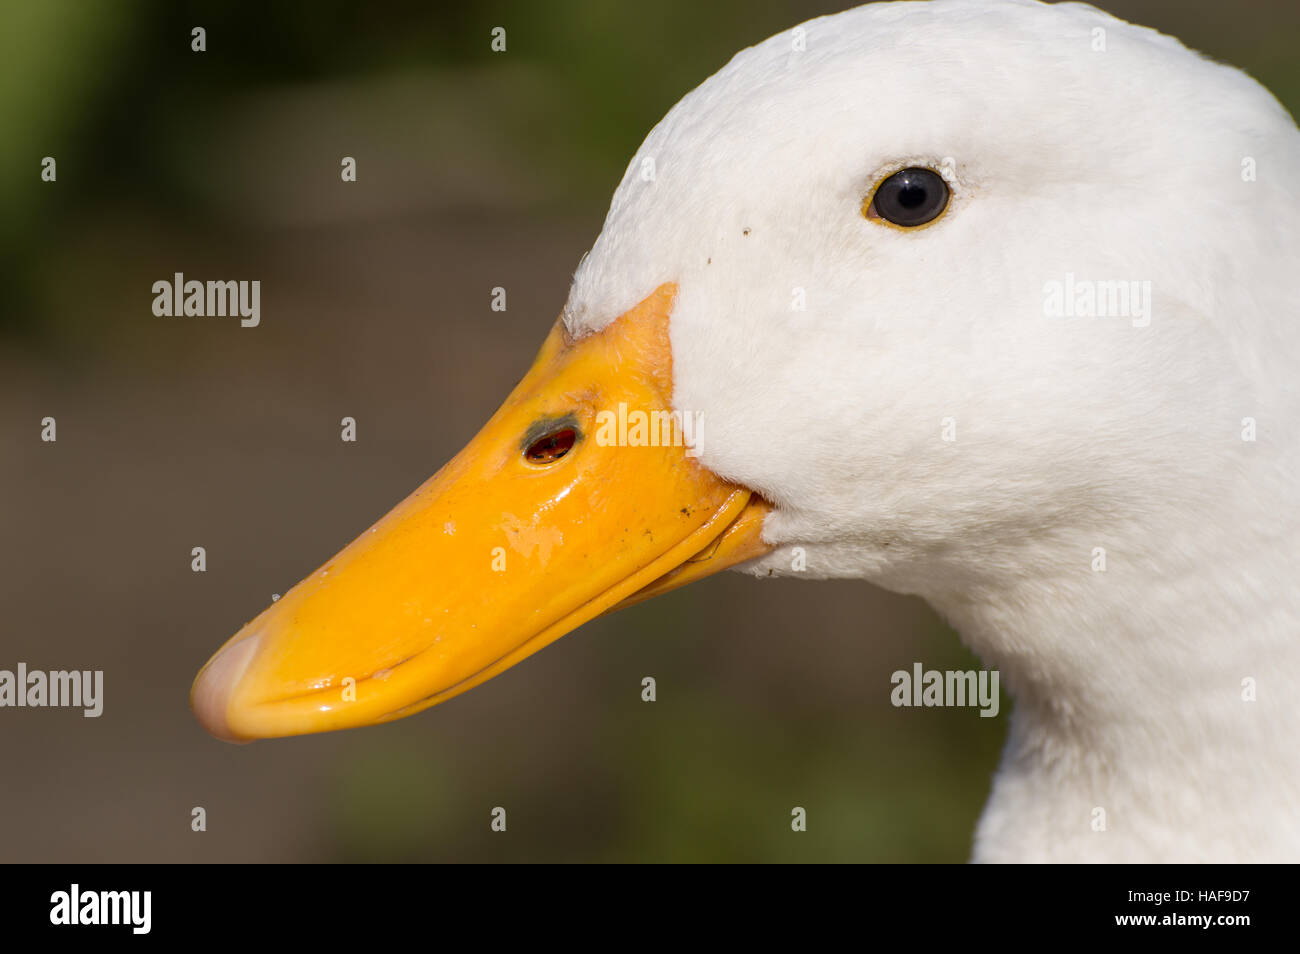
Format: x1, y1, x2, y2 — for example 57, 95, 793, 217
193, 0, 1300, 862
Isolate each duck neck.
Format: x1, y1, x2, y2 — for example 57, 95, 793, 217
926, 505, 1300, 862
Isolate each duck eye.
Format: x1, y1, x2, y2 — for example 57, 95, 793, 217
865, 167, 950, 227
523, 427, 577, 464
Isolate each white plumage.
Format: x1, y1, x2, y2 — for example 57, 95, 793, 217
566, 0, 1300, 861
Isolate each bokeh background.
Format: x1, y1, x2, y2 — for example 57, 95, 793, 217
2, 0, 1296, 862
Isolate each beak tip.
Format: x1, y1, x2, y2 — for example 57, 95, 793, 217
191, 635, 261, 742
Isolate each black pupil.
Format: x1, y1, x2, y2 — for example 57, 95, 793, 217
897, 184, 927, 208
873, 167, 949, 227
525, 428, 576, 463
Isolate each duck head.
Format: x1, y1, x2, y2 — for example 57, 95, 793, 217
193, 0, 1299, 743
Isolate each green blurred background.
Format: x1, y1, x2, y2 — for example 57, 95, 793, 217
1, 0, 1295, 862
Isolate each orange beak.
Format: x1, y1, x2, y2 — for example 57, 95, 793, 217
192, 284, 772, 740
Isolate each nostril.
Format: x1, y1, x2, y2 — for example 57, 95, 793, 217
524, 427, 577, 464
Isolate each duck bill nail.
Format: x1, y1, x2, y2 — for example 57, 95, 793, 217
191, 282, 773, 741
